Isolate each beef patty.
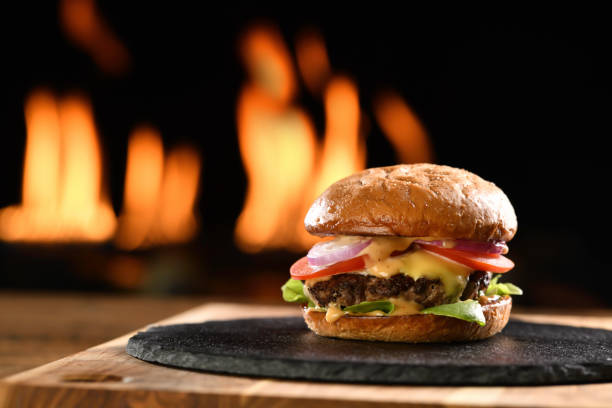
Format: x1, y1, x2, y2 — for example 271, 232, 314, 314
306, 271, 491, 308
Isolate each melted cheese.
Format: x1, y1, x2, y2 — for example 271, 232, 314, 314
306, 236, 473, 304
341, 298, 423, 318
368, 250, 471, 298
322, 298, 423, 322
387, 297, 422, 315
359, 237, 417, 262
325, 304, 345, 323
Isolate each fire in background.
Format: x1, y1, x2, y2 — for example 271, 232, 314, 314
0, 18, 429, 258
0, 91, 201, 249
234, 24, 432, 254
0, 90, 116, 242
115, 126, 201, 250
59, 0, 131, 75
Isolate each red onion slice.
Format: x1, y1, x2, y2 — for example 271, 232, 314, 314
307, 237, 372, 267
415, 239, 508, 254
453, 239, 508, 254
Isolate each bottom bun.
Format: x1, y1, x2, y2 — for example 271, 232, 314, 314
302, 296, 512, 343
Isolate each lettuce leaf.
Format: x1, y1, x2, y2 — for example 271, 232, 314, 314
344, 300, 395, 314
486, 275, 523, 296
421, 300, 486, 326
281, 278, 309, 303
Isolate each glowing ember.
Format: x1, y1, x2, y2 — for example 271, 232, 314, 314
115, 126, 201, 250
0, 90, 116, 242
374, 90, 433, 164
59, 0, 131, 75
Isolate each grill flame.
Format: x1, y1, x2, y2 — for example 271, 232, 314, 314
374, 90, 432, 164
0, 93, 201, 249
115, 126, 201, 250
314, 76, 365, 196
0, 90, 116, 242
234, 25, 366, 253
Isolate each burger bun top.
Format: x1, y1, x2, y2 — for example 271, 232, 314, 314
304, 163, 517, 242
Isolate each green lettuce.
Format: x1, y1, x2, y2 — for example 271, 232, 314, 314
344, 300, 395, 314
281, 280, 394, 315
486, 275, 523, 296
281, 278, 309, 303
421, 300, 486, 326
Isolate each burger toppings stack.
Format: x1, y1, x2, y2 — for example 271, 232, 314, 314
281, 164, 522, 343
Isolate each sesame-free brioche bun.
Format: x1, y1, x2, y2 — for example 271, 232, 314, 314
303, 296, 512, 343
305, 164, 517, 242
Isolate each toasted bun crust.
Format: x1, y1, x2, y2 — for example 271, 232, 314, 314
302, 296, 512, 343
305, 164, 517, 242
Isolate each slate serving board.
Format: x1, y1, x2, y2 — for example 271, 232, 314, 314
126, 317, 612, 385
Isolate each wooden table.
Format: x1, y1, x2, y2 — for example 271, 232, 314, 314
1, 293, 612, 407
0, 292, 204, 378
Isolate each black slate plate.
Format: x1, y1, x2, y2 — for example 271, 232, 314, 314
126, 317, 612, 385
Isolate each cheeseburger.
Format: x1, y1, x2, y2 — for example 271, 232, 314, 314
281, 164, 522, 342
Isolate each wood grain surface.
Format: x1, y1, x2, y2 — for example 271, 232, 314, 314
1, 302, 612, 408
0, 292, 204, 378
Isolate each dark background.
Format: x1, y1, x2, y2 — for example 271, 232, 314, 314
2, 4, 611, 307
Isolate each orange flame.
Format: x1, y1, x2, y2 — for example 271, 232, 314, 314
59, 0, 131, 75
157, 147, 201, 242
114, 126, 164, 249
22, 91, 61, 211
115, 126, 201, 250
374, 91, 433, 164
235, 87, 317, 252
234, 25, 366, 253
295, 28, 331, 95
240, 25, 295, 103
0, 90, 116, 242
314, 76, 365, 195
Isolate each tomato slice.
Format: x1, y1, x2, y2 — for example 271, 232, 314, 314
290, 255, 368, 279
418, 243, 514, 273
